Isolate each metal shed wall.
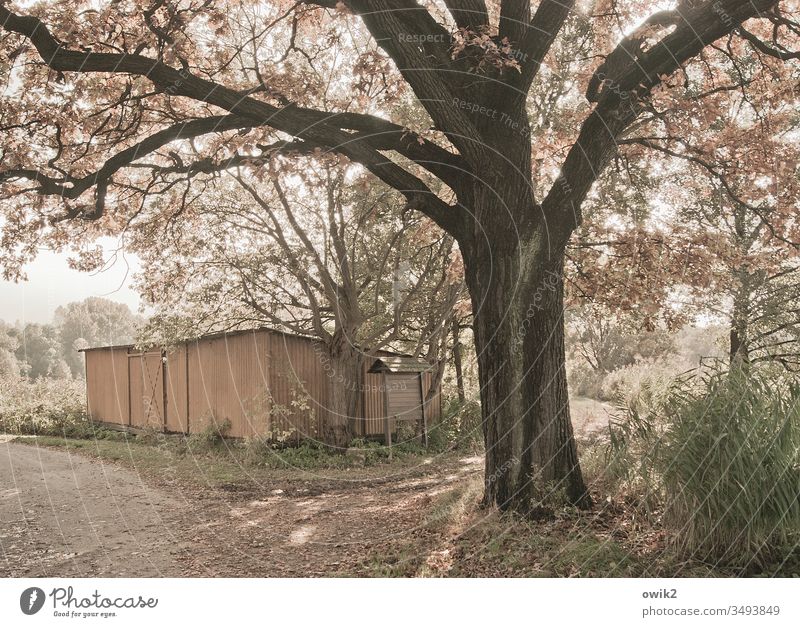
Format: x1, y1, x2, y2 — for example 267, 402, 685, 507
84, 328, 442, 441
361, 370, 441, 437
362, 371, 387, 436
165, 345, 188, 433
85, 347, 129, 426
387, 373, 424, 422
267, 332, 329, 441
187, 330, 270, 438
422, 371, 441, 424
128, 351, 164, 430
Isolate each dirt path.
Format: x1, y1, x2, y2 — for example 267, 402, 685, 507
1, 437, 481, 577
0, 438, 188, 576
154, 454, 483, 577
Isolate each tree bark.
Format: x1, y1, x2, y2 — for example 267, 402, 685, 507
521, 258, 589, 509
730, 208, 754, 368
729, 273, 752, 367
451, 317, 466, 403
322, 330, 363, 450
462, 204, 590, 512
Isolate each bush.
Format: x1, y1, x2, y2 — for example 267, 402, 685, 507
0, 376, 92, 437
606, 368, 800, 568
435, 397, 483, 451
243, 433, 441, 470
660, 369, 800, 567
244, 437, 362, 469
602, 378, 675, 507
262, 439, 345, 468
187, 417, 232, 450
567, 360, 606, 399
567, 323, 723, 404
599, 358, 692, 405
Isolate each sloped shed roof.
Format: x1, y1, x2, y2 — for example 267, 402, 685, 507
368, 356, 431, 373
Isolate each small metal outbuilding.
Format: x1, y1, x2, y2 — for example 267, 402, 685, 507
368, 355, 436, 448
81, 327, 441, 442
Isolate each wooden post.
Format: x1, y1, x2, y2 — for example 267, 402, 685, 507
83, 349, 90, 422
382, 370, 392, 460
161, 350, 168, 433
185, 343, 190, 434
361, 370, 367, 438
126, 348, 132, 427
419, 372, 428, 448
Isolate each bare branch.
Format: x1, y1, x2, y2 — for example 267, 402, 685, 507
738, 25, 800, 59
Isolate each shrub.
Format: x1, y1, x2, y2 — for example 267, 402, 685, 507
567, 360, 607, 399
243, 438, 357, 469
241, 433, 429, 469
602, 379, 674, 509
659, 369, 800, 567
349, 437, 390, 465
599, 358, 692, 404
187, 417, 232, 449
606, 368, 800, 568
422, 421, 450, 452
0, 376, 92, 437
435, 397, 483, 451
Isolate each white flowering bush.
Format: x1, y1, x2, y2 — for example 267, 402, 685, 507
0, 375, 90, 436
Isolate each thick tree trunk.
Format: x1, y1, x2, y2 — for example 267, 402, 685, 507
451, 318, 466, 403
730, 270, 752, 366
729, 326, 749, 365
322, 331, 363, 450
520, 259, 589, 509
467, 254, 590, 512
461, 184, 590, 513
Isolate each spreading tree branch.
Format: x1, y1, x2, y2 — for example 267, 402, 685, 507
443, 0, 489, 30
0, 5, 465, 232
542, 0, 780, 235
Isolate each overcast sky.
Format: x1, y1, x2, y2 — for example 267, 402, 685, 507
0, 243, 141, 324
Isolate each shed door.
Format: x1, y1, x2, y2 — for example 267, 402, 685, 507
386, 373, 423, 422
129, 352, 165, 430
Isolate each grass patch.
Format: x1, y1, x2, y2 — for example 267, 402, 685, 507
438, 508, 644, 577
13, 427, 446, 492
361, 473, 800, 577
603, 368, 800, 571
423, 476, 484, 530
26, 434, 254, 487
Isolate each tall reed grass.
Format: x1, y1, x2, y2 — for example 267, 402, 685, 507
608, 368, 800, 567
660, 369, 799, 566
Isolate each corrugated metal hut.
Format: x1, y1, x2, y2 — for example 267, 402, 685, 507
81, 327, 441, 443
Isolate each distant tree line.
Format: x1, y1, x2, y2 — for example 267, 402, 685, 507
0, 297, 141, 380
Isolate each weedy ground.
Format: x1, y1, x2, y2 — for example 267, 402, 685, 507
3, 431, 797, 577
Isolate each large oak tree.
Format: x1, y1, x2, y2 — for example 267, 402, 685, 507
1, 0, 797, 511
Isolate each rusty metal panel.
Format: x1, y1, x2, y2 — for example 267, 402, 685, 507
165, 346, 188, 433
362, 371, 386, 436
386, 373, 423, 422
187, 330, 270, 438
267, 333, 327, 441
85, 347, 129, 425
128, 352, 164, 430
362, 369, 441, 435
422, 371, 441, 423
